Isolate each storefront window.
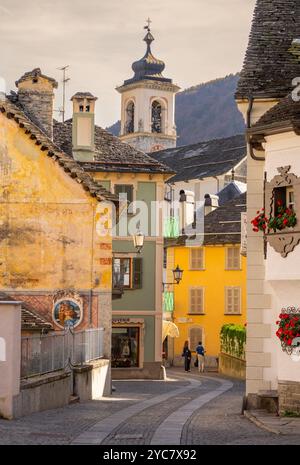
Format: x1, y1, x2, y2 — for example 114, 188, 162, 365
111, 326, 139, 368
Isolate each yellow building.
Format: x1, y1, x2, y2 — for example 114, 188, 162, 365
165, 194, 247, 368
0, 69, 119, 359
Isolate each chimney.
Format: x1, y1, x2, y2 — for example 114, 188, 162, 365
71, 92, 97, 162
179, 189, 195, 233
204, 193, 219, 216
15, 68, 58, 139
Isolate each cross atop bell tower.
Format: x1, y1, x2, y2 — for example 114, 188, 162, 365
116, 23, 180, 153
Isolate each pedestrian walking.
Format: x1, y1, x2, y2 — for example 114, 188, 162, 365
182, 340, 192, 372
196, 341, 205, 373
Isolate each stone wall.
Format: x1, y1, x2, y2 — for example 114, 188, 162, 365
219, 353, 246, 380
278, 380, 300, 415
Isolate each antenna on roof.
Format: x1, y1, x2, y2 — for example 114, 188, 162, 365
57, 65, 70, 122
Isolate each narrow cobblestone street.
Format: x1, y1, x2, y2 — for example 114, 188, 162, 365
0, 369, 299, 445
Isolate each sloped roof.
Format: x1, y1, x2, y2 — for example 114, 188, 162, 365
236, 0, 300, 99
151, 135, 246, 182
15, 68, 58, 89
0, 292, 53, 332
0, 98, 119, 204
203, 193, 247, 245
53, 119, 173, 174
251, 94, 300, 131
217, 181, 247, 206
166, 193, 247, 247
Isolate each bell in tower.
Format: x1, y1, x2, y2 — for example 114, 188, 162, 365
117, 20, 180, 153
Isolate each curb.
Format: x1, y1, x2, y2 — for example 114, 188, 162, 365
244, 410, 281, 435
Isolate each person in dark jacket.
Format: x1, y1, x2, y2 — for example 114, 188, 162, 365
182, 340, 192, 372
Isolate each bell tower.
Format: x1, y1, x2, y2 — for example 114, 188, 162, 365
117, 20, 180, 153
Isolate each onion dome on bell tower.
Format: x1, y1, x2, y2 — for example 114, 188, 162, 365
124, 20, 172, 86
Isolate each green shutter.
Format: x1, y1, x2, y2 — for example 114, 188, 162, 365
114, 184, 133, 203
163, 291, 174, 312
132, 257, 143, 289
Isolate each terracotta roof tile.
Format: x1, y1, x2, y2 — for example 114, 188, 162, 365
0, 292, 53, 332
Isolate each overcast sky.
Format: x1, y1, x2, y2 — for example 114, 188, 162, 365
0, 0, 256, 127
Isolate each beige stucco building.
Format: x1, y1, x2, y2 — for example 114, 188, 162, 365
236, 0, 300, 414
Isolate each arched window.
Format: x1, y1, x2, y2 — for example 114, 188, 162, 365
151, 100, 163, 133
125, 101, 134, 134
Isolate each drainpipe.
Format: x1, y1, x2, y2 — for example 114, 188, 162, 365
247, 96, 265, 161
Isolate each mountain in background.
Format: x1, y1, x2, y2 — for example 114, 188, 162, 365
106, 74, 245, 147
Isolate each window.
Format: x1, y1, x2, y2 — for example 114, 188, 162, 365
125, 101, 134, 134
189, 326, 203, 352
86, 105, 90, 112
190, 248, 204, 270
111, 326, 139, 368
287, 187, 295, 209
114, 184, 134, 214
226, 247, 241, 270
225, 287, 241, 314
189, 288, 204, 314
151, 100, 162, 133
113, 257, 142, 290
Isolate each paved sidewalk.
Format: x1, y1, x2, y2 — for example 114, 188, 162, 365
245, 409, 300, 436
1, 368, 300, 445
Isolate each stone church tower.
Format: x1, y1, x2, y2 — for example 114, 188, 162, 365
117, 22, 180, 153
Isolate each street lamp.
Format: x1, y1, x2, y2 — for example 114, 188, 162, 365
163, 265, 184, 289
133, 231, 145, 254
173, 265, 184, 284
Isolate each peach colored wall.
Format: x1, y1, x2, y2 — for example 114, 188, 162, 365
0, 301, 21, 419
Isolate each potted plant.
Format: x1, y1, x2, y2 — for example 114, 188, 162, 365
276, 308, 300, 354
251, 201, 297, 233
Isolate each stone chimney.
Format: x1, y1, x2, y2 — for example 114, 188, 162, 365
15, 68, 58, 140
71, 92, 97, 162
204, 193, 219, 216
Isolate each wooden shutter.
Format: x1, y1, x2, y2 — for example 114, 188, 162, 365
132, 257, 143, 289
225, 287, 241, 314
226, 247, 240, 270
189, 327, 203, 351
114, 184, 133, 202
189, 288, 204, 314
190, 248, 204, 270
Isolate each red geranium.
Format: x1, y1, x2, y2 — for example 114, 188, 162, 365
276, 310, 300, 353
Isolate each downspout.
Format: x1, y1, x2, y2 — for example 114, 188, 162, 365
247, 96, 265, 161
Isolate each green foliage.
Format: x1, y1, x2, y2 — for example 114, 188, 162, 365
220, 323, 246, 360
284, 410, 300, 418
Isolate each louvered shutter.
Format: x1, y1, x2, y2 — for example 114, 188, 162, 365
190, 248, 204, 270
190, 288, 204, 314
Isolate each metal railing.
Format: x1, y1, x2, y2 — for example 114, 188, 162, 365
21, 327, 104, 379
